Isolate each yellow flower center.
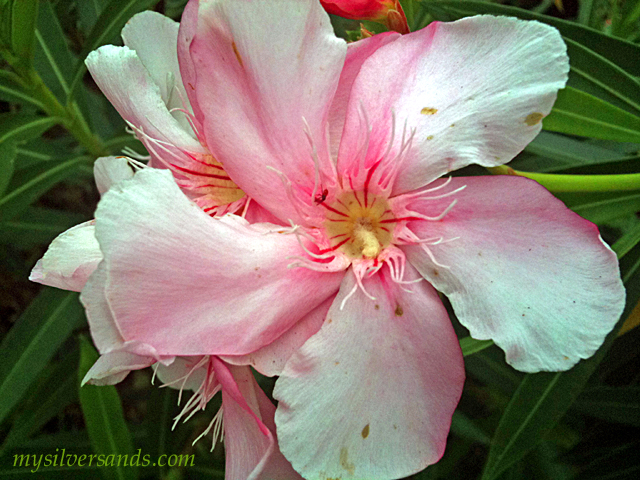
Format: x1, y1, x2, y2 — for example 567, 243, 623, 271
324, 190, 395, 259
203, 155, 245, 205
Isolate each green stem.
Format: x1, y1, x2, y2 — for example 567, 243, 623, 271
2, 56, 107, 157
487, 166, 640, 193
24, 70, 107, 157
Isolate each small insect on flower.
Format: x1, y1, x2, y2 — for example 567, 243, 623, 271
314, 188, 329, 204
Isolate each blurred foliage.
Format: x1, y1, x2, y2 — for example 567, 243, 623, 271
0, 0, 639, 479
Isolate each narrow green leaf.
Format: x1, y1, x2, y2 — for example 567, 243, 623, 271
513, 131, 633, 173
33, 0, 76, 101
0, 288, 84, 425
611, 221, 640, 259
0, 206, 86, 247
544, 87, 640, 143
460, 337, 494, 356
465, 346, 523, 397
0, 155, 89, 222
69, 0, 161, 98
78, 0, 107, 34
0, 140, 17, 197
10, 0, 38, 70
1, 347, 79, 453
564, 191, 640, 225
0, 113, 59, 144
143, 386, 177, 479
0, 70, 44, 108
573, 386, 640, 427
78, 336, 138, 480
450, 411, 491, 445
564, 38, 640, 116
13, 137, 77, 169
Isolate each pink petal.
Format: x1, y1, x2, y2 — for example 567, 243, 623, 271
337, 15, 569, 194
177, 0, 205, 127
189, 0, 347, 223
30, 221, 102, 292
94, 156, 134, 196
155, 356, 208, 392
30, 157, 134, 292
81, 262, 126, 353
81, 349, 154, 386
328, 32, 400, 160
243, 200, 287, 226
85, 45, 205, 157
274, 265, 464, 480
221, 363, 302, 480
121, 11, 188, 117
94, 169, 344, 356
221, 297, 332, 377
403, 175, 625, 372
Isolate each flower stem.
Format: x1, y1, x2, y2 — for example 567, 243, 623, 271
22, 69, 108, 158
487, 166, 640, 193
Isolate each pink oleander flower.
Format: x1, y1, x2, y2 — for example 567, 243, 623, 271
32, 156, 302, 480
321, 0, 409, 34
32, 0, 626, 479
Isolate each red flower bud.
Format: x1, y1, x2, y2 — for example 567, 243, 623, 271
320, 0, 410, 34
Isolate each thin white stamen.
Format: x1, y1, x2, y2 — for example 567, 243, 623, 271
339, 282, 359, 310
122, 146, 151, 161
407, 199, 458, 222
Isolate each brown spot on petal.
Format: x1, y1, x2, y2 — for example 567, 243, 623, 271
340, 448, 355, 475
421, 107, 438, 115
327, 318, 333, 324
395, 304, 403, 316
374, 304, 380, 310
433, 269, 439, 276
361, 424, 370, 439
525, 112, 544, 126
563, 356, 569, 360
232, 41, 244, 68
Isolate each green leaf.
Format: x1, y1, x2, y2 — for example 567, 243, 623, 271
611, 221, 640, 259
513, 131, 635, 174
0, 155, 90, 222
0, 288, 84, 425
78, 336, 138, 480
0, 113, 60, 144
0, 140, 16, 197
573, 386, 640, 427
78, 0, 108, 34
69, 0, 161, 98
424, 1, 640, 76
33, 0, 77, 102
544, 87, 640, 143
0, 70, 44, 108
561, 191, 640, 225
0, 347, 79, 453
143, 386, 177, 479
0, 206, 86, 247
10, 0, 38, 71
460, 336, 494, 356
451, 411, 491, 446
564, 38, 640, 116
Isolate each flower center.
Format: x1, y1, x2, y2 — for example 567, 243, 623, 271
197, 154, 245, 205
324, 190, 395, 259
